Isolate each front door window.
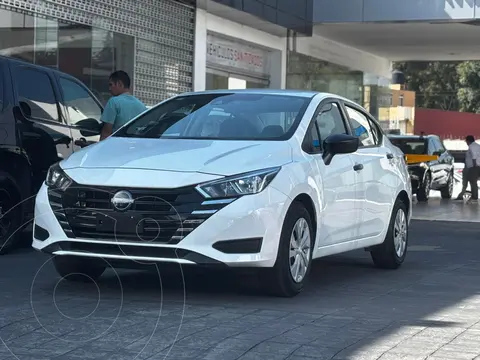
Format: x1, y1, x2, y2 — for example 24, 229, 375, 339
59, 77, 102, 125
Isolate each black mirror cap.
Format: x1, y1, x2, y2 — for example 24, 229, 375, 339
76, 118, 102, 136
80, 128, 101, 137
323, 134, 359, 165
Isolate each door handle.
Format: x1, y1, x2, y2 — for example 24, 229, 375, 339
74, 137, 94, 148
353, 163, 364, 171
386, 153, 394, 159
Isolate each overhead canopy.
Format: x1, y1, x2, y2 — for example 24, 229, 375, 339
313, 22, 480, 61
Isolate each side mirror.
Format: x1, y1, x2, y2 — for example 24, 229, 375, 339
75, 118, 102, 137
322, 134, 359, 165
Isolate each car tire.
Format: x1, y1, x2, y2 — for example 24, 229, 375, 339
261, 201, 314, 297
0, 172, 24, 255
53, 255, 106, 282
440, 171, 454, 199
416, 172, 430, 202
370, 198, 408, 269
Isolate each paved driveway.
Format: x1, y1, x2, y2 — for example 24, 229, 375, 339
1, 219, 479, 360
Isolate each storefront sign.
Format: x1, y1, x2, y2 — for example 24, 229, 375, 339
206, 34, 268, 75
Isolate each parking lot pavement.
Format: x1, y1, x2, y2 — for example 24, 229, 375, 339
1, 220, 480, 360
412, 197, 480, 222
418, 177, 480, 222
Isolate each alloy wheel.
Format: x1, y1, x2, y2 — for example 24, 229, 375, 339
448, 173, 454, 195
393, 209, 407, 258
424, 174, 430, 195
289, 217, 311, 283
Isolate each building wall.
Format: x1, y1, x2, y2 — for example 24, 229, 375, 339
313, 0, 480, 23
210, 0, 313, 35
390, 87, 415, 107
194, 8, 287, 91
194, 7, 393, 109
0, 0, 195, 106
414, 108, 480, 139
294, 35, 392, 78
376, 86, 416, 134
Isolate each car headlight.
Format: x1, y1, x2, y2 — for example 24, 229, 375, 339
45, 163, 72, 191
196, 167, 281, 198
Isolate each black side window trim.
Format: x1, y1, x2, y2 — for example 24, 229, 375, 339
0, 59, 5, 111
14, 65, 66, 126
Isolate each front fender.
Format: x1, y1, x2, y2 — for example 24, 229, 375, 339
408, 165, 428, 183
270, 160, 322, 234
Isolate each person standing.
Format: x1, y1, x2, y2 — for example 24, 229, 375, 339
455, 159, 470, 200
464, 135, 480, 203
99, 71, 147, 140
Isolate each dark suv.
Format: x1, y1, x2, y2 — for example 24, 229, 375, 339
388, 134, 455, 201
0, 56, 104, 254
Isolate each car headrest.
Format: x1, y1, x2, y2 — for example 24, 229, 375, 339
260, 125, 284, 138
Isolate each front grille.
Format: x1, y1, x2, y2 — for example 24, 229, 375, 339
47, 183, 233, 244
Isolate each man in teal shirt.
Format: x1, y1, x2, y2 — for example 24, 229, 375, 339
99, 70, 147, 140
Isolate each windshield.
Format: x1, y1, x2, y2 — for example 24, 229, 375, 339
113, 93, 312, 141
390, 138, 426, 154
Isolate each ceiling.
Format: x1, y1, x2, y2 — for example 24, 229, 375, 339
197, 0, 288, 37
313, 22, 480, 61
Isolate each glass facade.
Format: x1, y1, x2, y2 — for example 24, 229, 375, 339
206, 70, 269, 90
286, 52, 364, 104
286, 51, 392, 120
206, 71, 229, 90
0, 8, 134, 105
363, 74, 393, 124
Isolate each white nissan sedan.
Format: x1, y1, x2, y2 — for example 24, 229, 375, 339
33, 90, 412, 297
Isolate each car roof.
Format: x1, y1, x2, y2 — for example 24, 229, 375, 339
388, 134, 437, 140
178, 88, 350, 100
0, 55, 79, 81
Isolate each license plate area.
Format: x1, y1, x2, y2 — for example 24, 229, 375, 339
96, 213, 143, 234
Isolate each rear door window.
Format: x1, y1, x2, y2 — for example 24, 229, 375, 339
15, 66, 61, 123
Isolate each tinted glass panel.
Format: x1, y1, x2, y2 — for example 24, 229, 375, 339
0, 8, 134, 106
428, 138, 438, 155
59, 77, 102, 125
390, 138, 426, 154
114, 93, 311, 140
435, 138, 446, 153
16, 67, 59, 122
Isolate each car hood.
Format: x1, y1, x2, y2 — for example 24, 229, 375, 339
61, 137, 293, 176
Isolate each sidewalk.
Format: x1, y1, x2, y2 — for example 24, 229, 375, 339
413, 179, 480, 222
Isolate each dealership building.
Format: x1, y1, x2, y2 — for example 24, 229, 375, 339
2, 0, 475, 116
0, 0, 195, 106
194, 0, 392, 118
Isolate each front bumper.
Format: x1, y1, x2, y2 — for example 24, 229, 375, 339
408, 165, 425, 192
32, 182, 290, 268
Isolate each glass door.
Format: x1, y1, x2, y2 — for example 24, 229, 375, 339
206, 68, 269, 90
228, 77, 246, 89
